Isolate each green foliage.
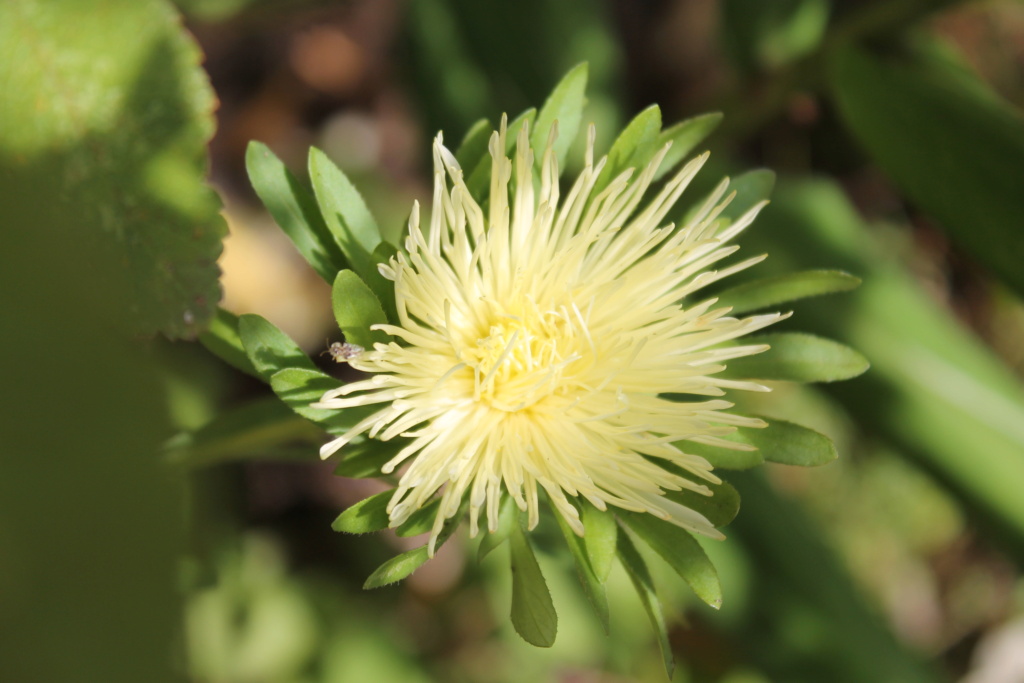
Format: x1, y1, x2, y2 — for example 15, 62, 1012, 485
509, 523, 558, 647
725, 332, 870, 382
0, 0, 225, 338
593, 104, 662, 194
579, 502, 617, 582
531, 63, 589, 168
478, 497, 519, 562
331, 270, 392, 349
721, 0, 829, 72
747, 417, 838, 467
554, 505, 610, 632
332, 491, 392, 534
653, 112, 724, 182
617, 531, 674, 679
239, 314, 317, 381
198, 308, 259, 379
831, 42, 1024, 300
717, 270, 862, 315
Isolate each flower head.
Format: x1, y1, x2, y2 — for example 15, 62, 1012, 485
315, 116, 785, 554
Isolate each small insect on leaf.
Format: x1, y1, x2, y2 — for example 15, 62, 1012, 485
322, 341, 364, 363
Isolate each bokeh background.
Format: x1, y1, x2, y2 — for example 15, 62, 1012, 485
4, 0, 1024, 681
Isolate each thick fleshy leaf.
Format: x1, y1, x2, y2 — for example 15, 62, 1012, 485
619, 512, 722, 609
165, 397, 319, 468
245, 141, 344, 283
531, 62, 588, 168
509, 523, 558, 647
653, 112, 723, 181
332, 490, 392, 534
717, 270, 861, 314
466, 108, 536, 201
198, 307, 259, 379
332, 270, 391, 349
269, 368, 376, 436
238, 314, 316, 381
553, 505, 610, 633
724, 332, 870, 382
830, 43, 1024, 299
477, 497, 518, 562
745, 417, 837, 467
454, 117, 493, 169
580, 501, 618, 582
617, 530, 674, 679
0, 0, 225, 338
362, 512, 461, 589
593, 104, 661, 194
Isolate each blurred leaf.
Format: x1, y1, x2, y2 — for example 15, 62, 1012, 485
553, 505, 610, 633
721, 0, 828, 72
617, 530, 674, 679
238, 314, 316, 381
509, 523, 558, 647
245, 141, 344, 283
746, 417, 837, 467
466, 108, 536, 201
661, 465, 742, 527
681, 438, 765, 470
198, 307, 259, 379
454, 117, 493, 169
166, 397, 319, 468
331, 438, 404, 478
478, 496, 518, 562
363, 513, 461, 588
332, 490, 392, 534
269, 368, 375, 436
580, 501, 617, 582
593, 104, 661, 194
725, 332, 870, 382
717, 270, 861, 314
654, 112, 723, 181
619, 512, 722, 609
0, 0, 225, 338
531, 62, 588, 168
332, 270, 391, 348
394, 499, 443, 537
830, 43, 1024, 299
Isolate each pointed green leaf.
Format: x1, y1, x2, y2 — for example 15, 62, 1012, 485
619, 512, 722, 609
724, 332, 870, 382
245, 141, 345, 282
454, 117, 493, 169
683, 167, 775, 227
362, 512, 462, 588
332, 270, 391, 349
593, 104, 662, 194
553, 505, 609, 633
831, 43, 1024, 299
660, 464, 742, 528
509, 524, 558, 647
198, 307, 259, 379
238, 314, 316, 381
308, 147, 382, 286
478, 496, 518, 562
717, 269, 862, 314
395, 499, 443, 537
370, 241, 399, 324
531, 63, 588, 168
744, 417, 837, 467
466, 108, 536, 201
269, 367, 377, 435
653, 112, 723, 181
617, 530, 674, 679
580, 501, 617, 582
332, 438, 404, 478
333, 490, 392, 534
679, 438, 765, 470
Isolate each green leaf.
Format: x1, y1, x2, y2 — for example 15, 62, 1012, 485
478, 496, 518, 562
661, 466, 742, 528
617, 530, 674, 679
0, 0, 225, 338
593, 104, 662, 194
362, 511, 462, 589
466, 108, 536, 201
653, 112, 723, 181
531, 62, 588, 168
245, 140, 344, 283
679, 438, 765, 470
238, 314, 316, 381
395, 499, 443, 538
619, 512, 722, 609
717, 269, 861, 314
269, 367, 377, 436
830, 43, 1024, 299
332, 270, 391, 349
197, 307, 260, 379
720, 169, 776, 222
454, 117, 493, 169
724, 332, 870, 382
165, 397, 320, 468
332, 438, 403, 478
509, 523, 558, 647
553, 505, 610, 633
744, 417, 837, 467
333, 490, 392, 534
308, 147, 383, 285
580, 501, 617, 582
722, 0, 829, 72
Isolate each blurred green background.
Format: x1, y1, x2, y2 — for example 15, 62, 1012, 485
4, 0, 1024, 681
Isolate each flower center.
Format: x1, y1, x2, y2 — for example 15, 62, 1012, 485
460, 305, 587, 412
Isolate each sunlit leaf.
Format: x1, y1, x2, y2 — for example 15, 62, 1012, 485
269, 368, 376, 436
531, 62, 588, 168
198, 307, 259, 379
593, 104, 661, 194
363, 513, 461, 588
724, 332, 870, 382
580, 501, 617, 582
333, 490, 392, 534
238, 314, 316, 381
332, 270, 392, 349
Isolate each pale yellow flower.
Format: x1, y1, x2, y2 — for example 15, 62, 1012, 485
315, 116, 785, 554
